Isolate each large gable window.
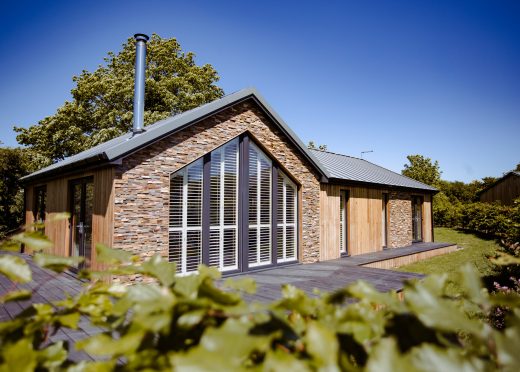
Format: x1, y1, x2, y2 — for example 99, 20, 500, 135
169, 135, 298, 274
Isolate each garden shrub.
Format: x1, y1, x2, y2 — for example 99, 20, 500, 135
1, 229, 520, 371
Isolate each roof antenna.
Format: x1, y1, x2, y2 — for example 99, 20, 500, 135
360, 150, 373, 159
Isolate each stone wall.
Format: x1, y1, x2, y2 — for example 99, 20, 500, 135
388, 191, 413, 248
112, 100, 322, 267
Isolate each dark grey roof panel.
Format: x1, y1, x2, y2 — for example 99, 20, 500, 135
22, 88, 330, 182
310, 149, 437, 192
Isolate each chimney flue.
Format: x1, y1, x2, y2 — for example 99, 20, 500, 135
133, 33, 149, 134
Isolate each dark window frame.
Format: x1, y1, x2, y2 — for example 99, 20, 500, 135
169, 133, 300, 275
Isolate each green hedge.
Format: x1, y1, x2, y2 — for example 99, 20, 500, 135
1, 229, 520, 370
434, 197, 520, 243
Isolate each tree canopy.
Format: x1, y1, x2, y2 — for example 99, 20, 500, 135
14, 34, 224, 163
401, 154, 442, 187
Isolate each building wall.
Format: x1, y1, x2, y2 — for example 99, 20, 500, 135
387, 191, 412, 248
24, 167, 115, 270
319, 184, 433, 260
479, 174, 520, 205
112, 99, 322, 264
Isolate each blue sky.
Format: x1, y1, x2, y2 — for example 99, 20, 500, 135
0, 0, 518, 182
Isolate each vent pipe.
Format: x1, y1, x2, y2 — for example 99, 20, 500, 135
133, 33, 149, 134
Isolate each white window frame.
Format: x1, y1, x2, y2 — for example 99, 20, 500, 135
340, 191, 347, 254
169, 159, 203, 275
248, 142, 272, 268
277, 172, 297, 263
209, 139, 239, 271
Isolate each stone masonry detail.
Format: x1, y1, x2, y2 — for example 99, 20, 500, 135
112, 100, 322, 269
388, 191, 412, 248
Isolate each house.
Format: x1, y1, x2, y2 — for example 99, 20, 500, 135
478, 171, 520, 205
21, 35, 437, 277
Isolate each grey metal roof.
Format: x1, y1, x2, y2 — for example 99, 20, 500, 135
22, 88, 330, 182
310, 149, 437, 192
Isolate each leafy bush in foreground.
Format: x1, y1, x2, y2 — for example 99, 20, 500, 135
1, 231, 520, 371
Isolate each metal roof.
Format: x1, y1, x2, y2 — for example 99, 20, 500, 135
22, 88, 330, 182
310, 149, 437, 192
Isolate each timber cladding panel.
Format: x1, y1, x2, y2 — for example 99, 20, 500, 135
23, 167, 115, 270
320, 184, 433, 260
479, 173, 520, 205
112, 100, 322, 265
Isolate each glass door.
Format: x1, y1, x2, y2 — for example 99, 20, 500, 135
411, 196, 423, 242
70, 178, 94, 269
382, 193, 388, 248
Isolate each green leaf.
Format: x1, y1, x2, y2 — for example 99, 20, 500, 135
37, 341, 68, 369
95, 244, 133, 264
140, 254, 176, 287
365, 338, 414, 372
55, 312, 80, 329
1, 339, 38, 372
11, 231, 53, 251
34, 253, 83, 272
76, 331, 144, 357
410, 343, 487, 372
305, 322, 340, 371
0, 289, 32, 303
171, 318, 273, 370
0, 254, 32, 283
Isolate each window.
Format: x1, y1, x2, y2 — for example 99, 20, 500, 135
209, 139, 239, 271
169, 159, 203, 274
34, 186, 47, 227
248, 142, 272, 267
340, 191, 349, 254
382, 193, 389, 248
168, 135, 299, 274
277, 171, 297, 262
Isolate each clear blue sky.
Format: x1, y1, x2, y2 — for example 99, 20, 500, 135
0, 0, 518, 182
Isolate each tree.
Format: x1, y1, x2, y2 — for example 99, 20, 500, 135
14, 34, 224, 163
0, 147, 36, 238
307, 141, 327, 151
401, 154, 442, 187
515, 162, 520, 171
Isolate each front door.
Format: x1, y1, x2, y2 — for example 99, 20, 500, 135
70, 178, 94, 269
411, 196, 423, 242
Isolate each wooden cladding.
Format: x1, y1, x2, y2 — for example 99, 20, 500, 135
479, 174, 520, 206
320, 184, 433, 260
24, 167, 115, 270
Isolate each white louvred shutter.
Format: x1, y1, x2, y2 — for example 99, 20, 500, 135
277, 171, 297, 262
209, 139, 239, 271
248, 142, 272, 267
169, 159, 203, 274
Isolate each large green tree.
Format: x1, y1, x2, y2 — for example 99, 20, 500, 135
15, 34, 224, 163
401, 154, 442, 187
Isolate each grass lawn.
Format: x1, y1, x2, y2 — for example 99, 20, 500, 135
397, 227, 500, 294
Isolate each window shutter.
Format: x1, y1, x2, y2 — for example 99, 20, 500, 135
277, 171, 297, 262
248, 143, 272, 267
169, 159, 203, 274
209, 139, 239, 271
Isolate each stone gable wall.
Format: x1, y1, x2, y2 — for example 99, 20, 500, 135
388, 191, 413, 247
112, 100, 322, 268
